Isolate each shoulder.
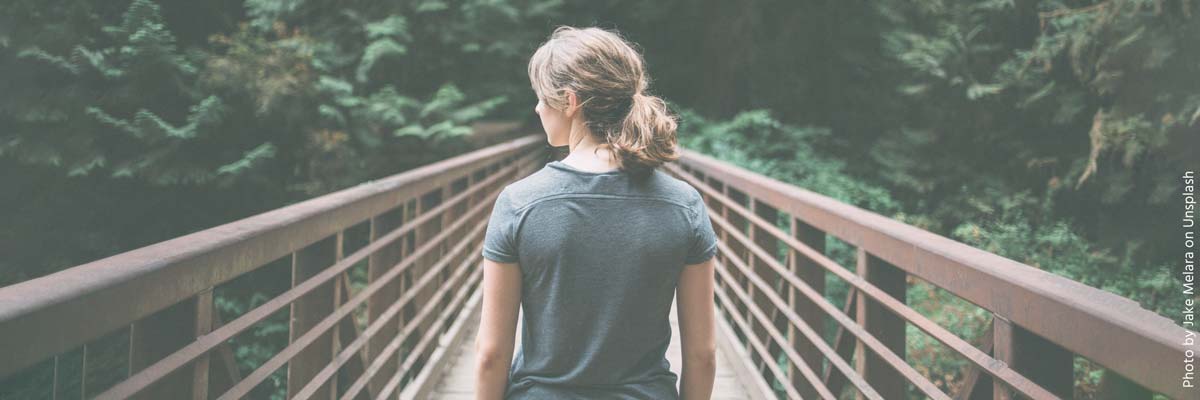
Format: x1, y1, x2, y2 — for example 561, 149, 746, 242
645, 168, 705, 207
496, 165, 560, 211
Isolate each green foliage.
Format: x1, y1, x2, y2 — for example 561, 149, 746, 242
678, 108, 902, 216
3, 0, 252, 185
951, 191, 1182, 314
215, 290, 290, 400
872, 0, 1198, 285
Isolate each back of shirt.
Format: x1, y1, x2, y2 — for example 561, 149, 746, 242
481, 159, 719, 400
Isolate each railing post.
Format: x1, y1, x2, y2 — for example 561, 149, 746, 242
399, 199, 416, 330
437, 179, 460, 319
333, 275, 368, 400
790, 218, 825, 398
409, 187, 445, 370
288, 235, 337, 398
703, 176, 728, 297
330, 231, 343, 400
724, 187, 755, 366
367, 206, 405, 397
854, 248, 906, 400
991, 315, 1074, 398
192, 289, 213, 400
128, 297, 197, 399
992, 315, 1014, 400
750, 199, 788, 387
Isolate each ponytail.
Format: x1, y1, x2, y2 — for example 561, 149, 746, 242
607, 92, 680, 175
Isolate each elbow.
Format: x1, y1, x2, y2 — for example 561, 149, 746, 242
683, 346, 717, 370
474, 342, 511, 373
476, 350, 509, 372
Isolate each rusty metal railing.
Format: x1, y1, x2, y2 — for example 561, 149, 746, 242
0, 134, 548, 399
663, 150, 1193, 399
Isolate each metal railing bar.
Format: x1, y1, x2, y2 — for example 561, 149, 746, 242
396, 264, 486, 400
713, 244, 879, 400
372, 261, 485, 400
333, 248, 482, 400
709, 216, 951, 400
951, 318, 995, 400
334, 249, 480, 400
670, 163, 1059, 399
52, 356, 59, 400
212, 180, 506, 400
664, 162, 840, 273
80, 345, 87, 400
293, 226, 487, 400
820, 288, 857, 391
236, 224, 484, 400
710, 271, 811, 400
711, 256, 841, 400
94, 158, 522, 400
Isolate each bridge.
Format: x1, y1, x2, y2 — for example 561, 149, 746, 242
0, 134, 1191, 399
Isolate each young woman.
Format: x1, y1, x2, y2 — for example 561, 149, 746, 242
474, 26, 719, 400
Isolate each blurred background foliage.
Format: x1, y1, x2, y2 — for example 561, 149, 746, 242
1, 0, 1196, 398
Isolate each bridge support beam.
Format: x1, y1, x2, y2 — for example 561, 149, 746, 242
128, 292, 202, 400
854, 249, 906, 400
410, 187, 445, 370
749, 199, 783, 388
789, 218, 825, 398
991, 316, 1073, 399
367, 206, 406, 397
287, 235, 337, 399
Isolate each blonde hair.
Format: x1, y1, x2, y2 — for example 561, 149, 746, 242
528, 26, 680, 175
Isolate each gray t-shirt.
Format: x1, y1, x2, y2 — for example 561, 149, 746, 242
481, 159, 719, 399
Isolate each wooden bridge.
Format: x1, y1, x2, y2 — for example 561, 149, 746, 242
0, 134, 1192, 399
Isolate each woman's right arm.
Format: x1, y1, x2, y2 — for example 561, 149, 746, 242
677, 257, 717, 400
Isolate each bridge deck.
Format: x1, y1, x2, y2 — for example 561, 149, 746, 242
430, 297, 758, 399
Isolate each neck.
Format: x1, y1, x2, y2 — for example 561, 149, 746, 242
562, 121, 620, 172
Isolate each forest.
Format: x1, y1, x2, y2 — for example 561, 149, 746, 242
1, 0, 1197, 398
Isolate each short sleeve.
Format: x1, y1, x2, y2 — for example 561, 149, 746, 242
685, 192, 719, 265
481, 188, 520, 263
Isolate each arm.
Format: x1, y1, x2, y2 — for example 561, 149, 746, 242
475, 258, 522, 400
677, 257, 717, 400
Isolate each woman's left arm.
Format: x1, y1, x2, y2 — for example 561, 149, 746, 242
475, 258, 522, 400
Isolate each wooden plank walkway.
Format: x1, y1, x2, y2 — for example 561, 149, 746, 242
429, 298, 759, 399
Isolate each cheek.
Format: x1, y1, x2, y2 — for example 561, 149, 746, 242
539, 107, 570, 142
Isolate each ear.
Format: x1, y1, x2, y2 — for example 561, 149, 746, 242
564, 90, 580, 119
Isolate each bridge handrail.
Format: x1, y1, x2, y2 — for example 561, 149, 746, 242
667, 149, 1191, 399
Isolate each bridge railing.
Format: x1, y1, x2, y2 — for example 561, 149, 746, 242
0, 135, 547, 399
3, 134, 1192, 400
663, 151, 1192, 399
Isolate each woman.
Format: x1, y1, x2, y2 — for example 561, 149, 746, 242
475, 26, 719, 400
